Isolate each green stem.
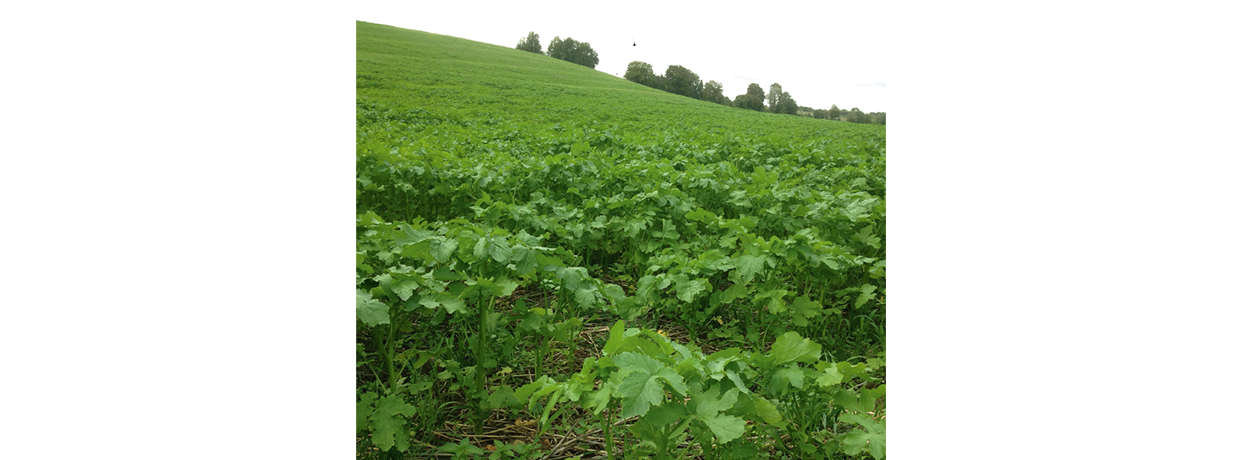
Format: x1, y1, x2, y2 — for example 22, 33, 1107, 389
535, 337, 543, 378
386, 319, 398, 392
602, 408, 615, 459
474, 266, 488, 435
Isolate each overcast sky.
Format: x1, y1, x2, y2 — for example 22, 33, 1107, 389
357, 1, 888, 113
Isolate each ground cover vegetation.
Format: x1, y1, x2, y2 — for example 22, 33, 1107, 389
357, 21, 886, 460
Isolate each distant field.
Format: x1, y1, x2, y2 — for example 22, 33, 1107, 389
356, 20, 886, 460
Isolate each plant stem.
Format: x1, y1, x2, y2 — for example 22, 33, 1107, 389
387, 320, 398, 392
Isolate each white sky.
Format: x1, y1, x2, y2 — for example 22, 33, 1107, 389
357, 0, 888, 112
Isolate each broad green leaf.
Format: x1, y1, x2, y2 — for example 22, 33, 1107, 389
429, 237, 457, 263
392, 225, 434, 246
496, 277, 519, 296
557, 267, 588, 292
357, 392, 377, 434
789, 295, 823, 327
612, 352, 663, 376
574, 285, 597, 309
581, 385, 613, 414
438, 439, 486, 457
603, 320, 627, 356
488, 237, 512, 263
734, 254, 768, 280
514, 376, 553, 403
694, 386, 739, 416
511, 245, 536, 276
833, 386, 884, 414
601, 283, 627, 304
369, 393, 416, 451
432, 268, 465, 281
484, 385, 518, 409
473, 237, 488, 260
815, 363, 845, 387
636, 275, 661, 303
751, 396, 786, 429
686, 208, 717, 222
694, 387, 745, 443
644, 402, 687, 427
769, 331, 821, 365
719, 441, 760, 460
613, 352, 688, 418
839, 413, 885, 460
770, 367, 805, 394
855, 283, 877, 308
675, 277, 710, 303
835, 361, 870, 383
617, 370, 666, 418
725, 370, 748, 393
721, 282, 749, 304
356, 290, 390, 326
383, 273, 420, 302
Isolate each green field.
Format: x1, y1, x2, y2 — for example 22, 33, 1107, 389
356, 20, 886, 459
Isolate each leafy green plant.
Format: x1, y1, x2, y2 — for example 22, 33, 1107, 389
357, 20, 885, 458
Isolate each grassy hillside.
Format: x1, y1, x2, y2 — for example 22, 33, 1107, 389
356, 20, 886, 460
357, 21, 883, 143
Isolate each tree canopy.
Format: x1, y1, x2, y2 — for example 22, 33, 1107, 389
546, 36, 599, 69
624, 61, 656, 86
767, 83, 784, 112
746, 83, 765, 102
515, 31, 541, 54
733, 94, 763, 111
664, 65, 703, 100
703, 80, 729, 106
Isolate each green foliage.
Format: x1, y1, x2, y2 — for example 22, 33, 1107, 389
356, 20, 884, 458
520, 321, 885, 459
515, 31, 541, 54
746, 83, 765, 101
664, 65, 704, 100
546, 36, 599, 69
847, 107, 870, 124
438, 439, 487, 459
703, 79, 729, 105
767, 83, 783, 112
733, 93, 764, 111
357, 391, 418, 452
625, 61, 656, 86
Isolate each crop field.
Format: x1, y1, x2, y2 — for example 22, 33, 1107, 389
356, 20, 886, 460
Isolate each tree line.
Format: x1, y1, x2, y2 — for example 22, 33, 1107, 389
626, 61, 884, 125
516, 31, 884, 125
516, 31, 598, 69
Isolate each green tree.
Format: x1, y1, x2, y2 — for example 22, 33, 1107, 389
828, 104, 841, 120
664, 65, 703, 99
624, 61, 656, 86
775, 91, 798, 115
547, 36, 600, 69
846, 107, 869, 124
873, 112, 886, 125
648, 74, 669, 92
733, 94, 763, 111
746, 83, 765, 102
767, 83, 783, 112
703, 80, 729, 105
812, 109, 829, 119
515, 31, 541, 54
